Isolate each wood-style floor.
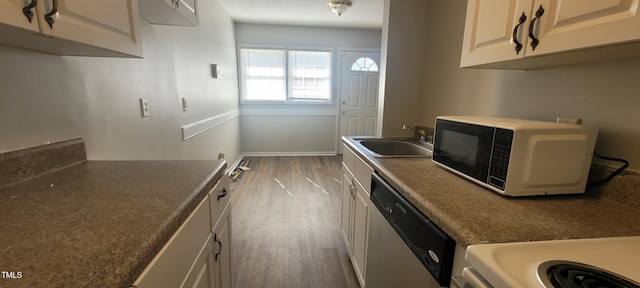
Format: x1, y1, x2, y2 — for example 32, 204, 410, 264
229, 156, 360, 288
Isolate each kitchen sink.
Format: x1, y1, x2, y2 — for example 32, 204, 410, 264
351, 138, 433, 158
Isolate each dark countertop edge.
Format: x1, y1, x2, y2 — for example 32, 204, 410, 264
124, 160, 227, 288
341, 136, 640, 247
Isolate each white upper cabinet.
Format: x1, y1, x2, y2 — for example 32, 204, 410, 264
461, 0, 640, 69
0, 0, 142, 57
0, 0, 40, 32
176, 0, 198, 24
529, 0, 640, 56
138, 0, 199, 26
460, 0, 535, 67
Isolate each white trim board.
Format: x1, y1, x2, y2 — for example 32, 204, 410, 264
181, 109, 240, 141
240, 107, 337, 116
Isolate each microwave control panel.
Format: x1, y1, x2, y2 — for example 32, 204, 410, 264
488, 128, 514, 190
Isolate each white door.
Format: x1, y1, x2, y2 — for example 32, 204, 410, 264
339, 51, 380, 152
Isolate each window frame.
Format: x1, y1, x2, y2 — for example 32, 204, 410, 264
238, 45, 334, 105
350, 57, 379, 72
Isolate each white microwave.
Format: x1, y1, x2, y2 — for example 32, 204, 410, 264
432, 116, 598, 197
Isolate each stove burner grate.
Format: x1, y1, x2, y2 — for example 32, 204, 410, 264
544, 261, 640, 288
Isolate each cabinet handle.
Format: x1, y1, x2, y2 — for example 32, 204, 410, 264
44, 0, 58, 29
217, 188, 228, 201
22, 0, 38, 23
350, 180, 356, 196
512, 12, 527, 55
214, 233, 222, 262
528, 5, 545, 51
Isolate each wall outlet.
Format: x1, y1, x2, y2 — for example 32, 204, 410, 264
287, 136, 293, 143
140, 98, 150, 117
556, 117, 582, 124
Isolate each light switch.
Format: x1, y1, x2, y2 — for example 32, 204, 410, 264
182, 97, 188, 111
140, 98, 150, 117
211, 64, 221, 79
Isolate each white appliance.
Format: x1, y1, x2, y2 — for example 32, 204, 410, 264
432, 116, 598, 197
462, 236, 640, 288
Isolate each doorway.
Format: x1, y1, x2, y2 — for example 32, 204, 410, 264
338, 50, 381, 153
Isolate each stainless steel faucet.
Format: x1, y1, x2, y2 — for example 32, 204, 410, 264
402, 125, 426, 141
402, 125, 433, 146
402, 125, 422, 135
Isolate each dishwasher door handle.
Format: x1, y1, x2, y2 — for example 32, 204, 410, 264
391, 202, 406, 215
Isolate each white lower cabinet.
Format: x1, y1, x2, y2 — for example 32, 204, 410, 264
182, 234, 215, 288
340, 171, 354, 251
132, 196, 212, 288
351, 178, 371, 287
341, 144, 373, 287
132, 176, 233, 288
212, 204, 232, 288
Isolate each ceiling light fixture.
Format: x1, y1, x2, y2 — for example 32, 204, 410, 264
328, 0, 352, 16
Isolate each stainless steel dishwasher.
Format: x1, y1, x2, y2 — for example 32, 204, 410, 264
366, 172, 456, 287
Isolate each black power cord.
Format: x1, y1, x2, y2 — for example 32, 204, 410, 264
587, 152, 629, 186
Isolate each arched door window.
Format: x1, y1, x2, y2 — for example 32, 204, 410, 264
350, 57, 379, 72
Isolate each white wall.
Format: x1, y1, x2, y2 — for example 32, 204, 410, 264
0, 0, 241, 163
382, 0, 640, 171
379, 0, 429, 137
235, 23, 382, 154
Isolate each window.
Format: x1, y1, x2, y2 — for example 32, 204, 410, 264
240, 48, 332, 103
240, 49, 286, 101
351, 57, 379, 72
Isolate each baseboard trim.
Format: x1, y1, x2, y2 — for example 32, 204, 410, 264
227, 152, 337, 175
241, 152, 338, 157
227, 154, 245, 176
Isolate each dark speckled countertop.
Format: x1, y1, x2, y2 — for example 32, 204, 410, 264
0, 139, 226, 288
343, 137, 640, 247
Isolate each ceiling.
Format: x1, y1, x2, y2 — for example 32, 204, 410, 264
217, 0, 384, 29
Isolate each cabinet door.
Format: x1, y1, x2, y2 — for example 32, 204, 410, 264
35, 0, 142, 57
210, 177, 230, 232
213, 205, 232, 288
181, 234, 216, 288
176, 0, 198, 25
460, 0, 535, 67
132, 197, 212, 288
340, 170, 355, 252
527, 0, 640, 57
138, 0, 198, 26
0, 0, 40, 32
351, 181, 370, 287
